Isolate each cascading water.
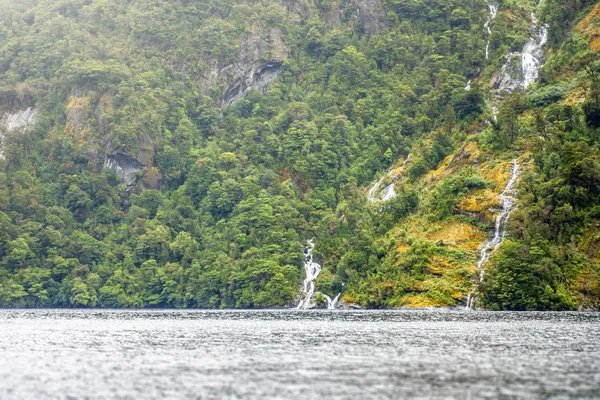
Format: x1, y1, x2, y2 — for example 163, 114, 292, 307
382, 183, 397, 202
368, 156, 411, 203
368, 176, 397, 203
466, 159, 521, 309
489, 1, 548, 120
493, 1, 548, 93
368, 175, 386, 203
296, 240, 342, 310
521, 6, 548, 88
297, 240, 322, 310
484, 1, 498, 60
463, 2, 496, 90
322, 293, 341, 310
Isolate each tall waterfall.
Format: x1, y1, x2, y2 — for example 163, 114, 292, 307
521, 5, 548, 88
297, 240, 322, 310
466, 159, 521, 309
485, 1, 498, 60
493, 1, 548, 93
464, 1, 497, 90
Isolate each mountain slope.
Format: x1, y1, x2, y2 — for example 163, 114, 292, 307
0, 0, 598, 309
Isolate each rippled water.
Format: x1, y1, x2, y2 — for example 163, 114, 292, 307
1, 310, 599, 399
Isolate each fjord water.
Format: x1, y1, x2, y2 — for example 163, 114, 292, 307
1, 310, 599, 399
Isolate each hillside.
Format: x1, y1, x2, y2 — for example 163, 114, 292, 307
0, 0, 598, 310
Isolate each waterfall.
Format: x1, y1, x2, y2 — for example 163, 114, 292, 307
521, 6, 548, 88
489, 1, 548, 121
382, 183, 397, 201
494, 1, 548, 93
296, 240, 322, 310
463, 2, 496, 91
466, 159, 521, 309
484, 1, 498, 60
367, 156, 411, 203
368, 176, 397, 203
367, 175, 386, 203
322, 293, 341, 310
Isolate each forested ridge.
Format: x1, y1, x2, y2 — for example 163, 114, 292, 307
0, 0, 599, 310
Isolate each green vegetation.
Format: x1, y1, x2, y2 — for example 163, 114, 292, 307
0, 0, 598, 309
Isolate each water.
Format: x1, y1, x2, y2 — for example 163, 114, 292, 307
495, 1, 548, 93
484, 1, 498, 59
296, 240, 322, 310
0, 310, 599, 399
381, 183, 397, 201
467, 159, 521, 308
367, 175, 386, 203
368, 175, 397, 203
489, 2, 548, 121
323, 293, 341, 310
521, 5, 548, 88
368, 156, 410, 204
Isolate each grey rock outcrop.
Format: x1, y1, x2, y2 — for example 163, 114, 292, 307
64, 88, 157, 188
200, 28, 287, 107
0, 107, 38, 158
492, 53, 525, 94
104, 151, 147, 187
321, 0, 385, 34
282, 0, 314, 19
355, 0, 385, 34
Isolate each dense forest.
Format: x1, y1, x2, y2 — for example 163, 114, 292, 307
0, 0, 599, 310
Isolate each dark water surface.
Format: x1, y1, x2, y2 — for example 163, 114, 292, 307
0, 310, 599, 399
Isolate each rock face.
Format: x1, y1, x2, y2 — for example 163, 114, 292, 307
0, 107, 38, 158
321, 0, 385, 34
64, 88, 156, 188
104, 152, 146, 187
200, 28, 287, 107
354, 0, 385, 34
282, 0, 314, 19
492, 53, 526, 94
491, 6, 548, 95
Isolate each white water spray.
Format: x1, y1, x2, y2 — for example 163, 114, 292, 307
368, 175, 386, 203
484, 1, 498, 60
322, 293, 341, 310
466, 159, 521, 308
367, 156, 411, 203
368, 176, 397, 203
296, 240, 342, 310
490, 1, 548, 120
297, 240, 322, 310
521, 6, 548, 88
382, 183, 397, 202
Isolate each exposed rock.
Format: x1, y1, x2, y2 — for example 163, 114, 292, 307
104, 151, 146, 187
141, 167, 163, 190
354, 0, 385, 34
320, 0, 384, 34
137, 133, 155, 167
282, 0, 314, 19
65, 89, 90, 140
0, 107, 38, 158
64, 88, 158, 188
200, 28, 287, 107
491, 53, 525, 94
426, 221, 487, 252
